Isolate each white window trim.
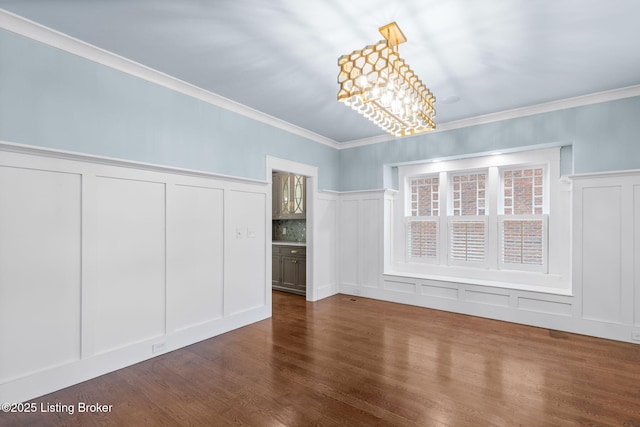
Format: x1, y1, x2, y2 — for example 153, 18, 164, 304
392, 147, 570, 291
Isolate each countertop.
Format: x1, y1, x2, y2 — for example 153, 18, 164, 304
273, 241, 306, 247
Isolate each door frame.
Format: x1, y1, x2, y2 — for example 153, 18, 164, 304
266, 156, 318, 302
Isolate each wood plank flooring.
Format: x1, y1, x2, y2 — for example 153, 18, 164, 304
3, 291, 640, 426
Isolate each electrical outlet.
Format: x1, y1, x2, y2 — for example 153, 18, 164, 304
282, 227, 287, 235
152, 342, 166, 353
632, 331, 640, 342
353, 288, 362, 296
236, 228, 243, 239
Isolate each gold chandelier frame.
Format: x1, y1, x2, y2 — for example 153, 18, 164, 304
337, 22, 436, 137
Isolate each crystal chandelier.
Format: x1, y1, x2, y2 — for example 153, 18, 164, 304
337, 22, 436, 137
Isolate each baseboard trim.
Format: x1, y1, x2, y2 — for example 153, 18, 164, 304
0, 305, 270, 403
338, 284, 639, 345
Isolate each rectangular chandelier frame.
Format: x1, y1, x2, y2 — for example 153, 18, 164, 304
337, 22, 436, 137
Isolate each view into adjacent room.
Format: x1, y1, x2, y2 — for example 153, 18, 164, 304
271, 170, 307, 298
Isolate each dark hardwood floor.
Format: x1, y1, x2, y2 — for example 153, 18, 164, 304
3, 291, 640, 426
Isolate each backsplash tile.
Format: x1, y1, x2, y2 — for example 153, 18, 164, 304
273, 219, 306, 242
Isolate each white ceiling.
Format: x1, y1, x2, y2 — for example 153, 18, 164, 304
2, 0, 640, 143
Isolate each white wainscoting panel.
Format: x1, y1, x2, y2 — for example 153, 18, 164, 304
517, 297, 572, 316
580, 186, 622, 323
338, 192, 384, 291
359, 198, 382, 288
464, 290, 510, 307
339, 199, 359, 287
383, 280, 416, 294
0, 166, 81, 383
338, 173, 640, 345
167, 184, 224, 331
92, 176, 167, 355
0, 143, 270, 403
315, 193, 339, 299
224, 190, 267, 316
419, 282, 459, 300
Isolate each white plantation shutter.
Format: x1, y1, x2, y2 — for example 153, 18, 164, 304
400, 148, 558, 282
406, 220, 438, 259
449, 218, 486, 263
406, 176, 440, 262
499, 216, 548, 272
448, 172, 488, 266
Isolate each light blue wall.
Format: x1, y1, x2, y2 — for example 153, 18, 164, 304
0, 29, 340, 189
339, 97, 640, 191
2, 28, 639, 193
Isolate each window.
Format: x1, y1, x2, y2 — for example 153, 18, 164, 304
396, 147, 567, 289
449, 172, 487, 265
406, 176, 439, 261
499, 167, 547, 272
451, 172, 486, 216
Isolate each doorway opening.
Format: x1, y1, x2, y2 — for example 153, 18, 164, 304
266, 157, 318, 312
271, 171, 307, 298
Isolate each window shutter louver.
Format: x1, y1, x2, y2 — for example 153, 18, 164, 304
407, 220, 438, 259
450, 220, 485, 262
499, 218, 547, 267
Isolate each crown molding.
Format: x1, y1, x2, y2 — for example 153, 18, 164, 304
2, 9, 639, 152
339, 84, 640, 149
0, 9, 340, 149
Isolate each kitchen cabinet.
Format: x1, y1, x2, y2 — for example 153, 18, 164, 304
272, 244, 306, 295
272, 172, 306, 219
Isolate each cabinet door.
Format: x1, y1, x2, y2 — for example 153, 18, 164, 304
297, 258, 306, 289
272, 173, 282, 218
272, 254, 281, 286
282, 255, 305, 293
282, 256, 299, 289
273, 173, 306, 220
291, 175, 306, 219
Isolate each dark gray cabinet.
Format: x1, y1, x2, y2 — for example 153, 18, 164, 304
272, 245, 306, 295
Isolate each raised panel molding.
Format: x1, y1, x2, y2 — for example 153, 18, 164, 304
92, 176, 167, 354
340, 172, 640, 346
359, 198, 382, 288
315, 195, 339, 299
573, 173, 640, 331
420, 283, 459, 300
167, 185, 224, 331
224, 190, 267, 316
0, 146, 270, 403
0, 166, 82, 383
580, 186, 623, 322
464, 290, 510, 307
517, 297, 572, 316
384, 280, 416, 294
339, 199, 359, 286
339, 193, 384, 290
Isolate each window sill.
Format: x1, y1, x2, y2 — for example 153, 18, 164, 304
384, 268, 572, 296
